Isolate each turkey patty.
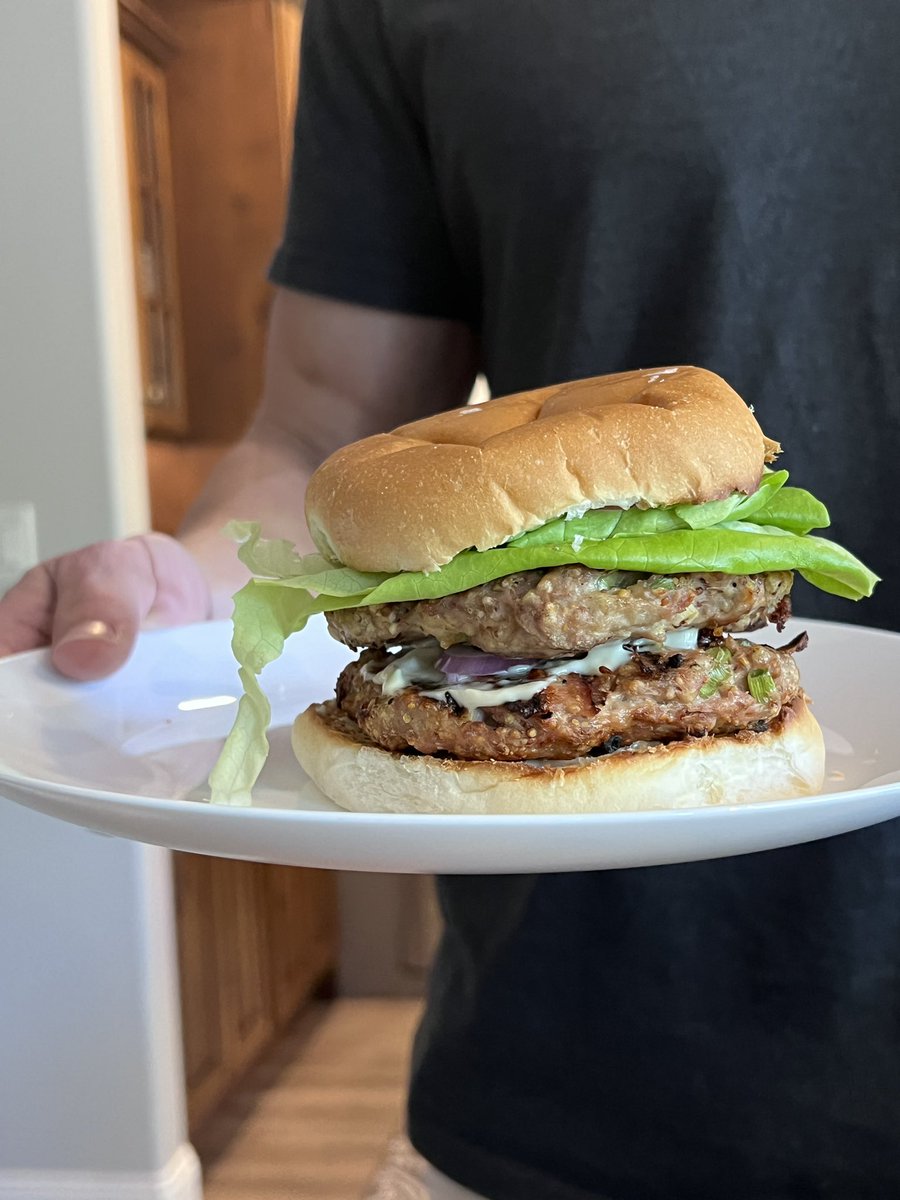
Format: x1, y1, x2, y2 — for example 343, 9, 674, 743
326, 568, 793, 658
334, 634, 806, 762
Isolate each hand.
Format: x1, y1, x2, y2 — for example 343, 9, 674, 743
0, 533, 212, 681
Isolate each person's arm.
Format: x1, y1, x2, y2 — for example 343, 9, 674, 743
0, 288, 478, 678
180, 288, 478, 613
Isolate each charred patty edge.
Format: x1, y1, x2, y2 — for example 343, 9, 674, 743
312, 690, 812, 768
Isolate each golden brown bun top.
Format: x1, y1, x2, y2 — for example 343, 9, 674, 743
305, 365, 780, 573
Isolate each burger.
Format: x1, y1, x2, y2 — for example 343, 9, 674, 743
209, 367, 877, 813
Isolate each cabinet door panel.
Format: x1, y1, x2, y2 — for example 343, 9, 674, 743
174, 853, 229, 1128
266, 867, 338, 1027
175, 855, 272, 1129
175, 854, 338, 1132
119, 38, 188, 435
214, 860, 274, 1066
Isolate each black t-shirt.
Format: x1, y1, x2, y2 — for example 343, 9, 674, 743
271, 3, 900, 1197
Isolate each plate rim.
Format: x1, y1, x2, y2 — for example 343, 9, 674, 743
0, 614, 897, 825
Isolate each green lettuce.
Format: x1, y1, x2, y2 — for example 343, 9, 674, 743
208, 474, 877, 804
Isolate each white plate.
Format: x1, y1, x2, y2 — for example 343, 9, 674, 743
0, 616, 898, 874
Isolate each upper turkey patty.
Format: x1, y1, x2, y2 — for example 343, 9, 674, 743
327, 568, 793, 658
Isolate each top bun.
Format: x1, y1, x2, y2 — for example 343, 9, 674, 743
305, 366, 779, 574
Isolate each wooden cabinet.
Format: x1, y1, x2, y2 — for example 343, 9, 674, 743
120, 36, 189, 435
123, 0, 303, 442
175, 854, 337, 1132
267, 865, 338, 1026
174, 854, 232, 1127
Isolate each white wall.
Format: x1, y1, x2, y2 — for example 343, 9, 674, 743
0, 1, 148, 550
0, 3, 200, 1197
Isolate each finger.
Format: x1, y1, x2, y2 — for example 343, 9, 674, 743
0, 564, 56, 657
49, 535, 213, 681
135, 533, 212, 626
49, 539, 162, 681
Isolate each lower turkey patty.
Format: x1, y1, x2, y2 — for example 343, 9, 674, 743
335, 633, 807, 762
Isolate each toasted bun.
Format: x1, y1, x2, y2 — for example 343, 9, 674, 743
292, 696, 824, 815
305, 365, 780, 573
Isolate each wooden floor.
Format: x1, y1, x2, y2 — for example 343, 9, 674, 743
195, 998, 424, 1200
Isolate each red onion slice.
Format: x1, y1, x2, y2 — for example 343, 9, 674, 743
436, 646, 537, 681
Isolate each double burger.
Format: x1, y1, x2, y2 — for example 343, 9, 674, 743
210, 367, 877, 813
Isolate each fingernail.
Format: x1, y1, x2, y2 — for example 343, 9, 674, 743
56, 620, 120, 648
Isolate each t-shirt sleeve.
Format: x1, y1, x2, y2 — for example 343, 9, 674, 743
269, 0, 471, 322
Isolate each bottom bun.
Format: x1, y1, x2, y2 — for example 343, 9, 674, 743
292, 696, 826, 815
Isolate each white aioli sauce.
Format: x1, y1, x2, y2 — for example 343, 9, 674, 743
372, 628, 700, 714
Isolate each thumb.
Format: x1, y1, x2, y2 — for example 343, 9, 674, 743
50, 535, 210, 681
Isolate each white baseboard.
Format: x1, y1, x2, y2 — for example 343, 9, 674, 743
0, 1143, 202, 1200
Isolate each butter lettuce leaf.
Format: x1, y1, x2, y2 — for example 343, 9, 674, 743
505, 469, 816, 546
310, 526, 877, 607
675, 469, 789, 528
746, 486, 830, 535
208, 580, 372, 805
229, 519, 390, 593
